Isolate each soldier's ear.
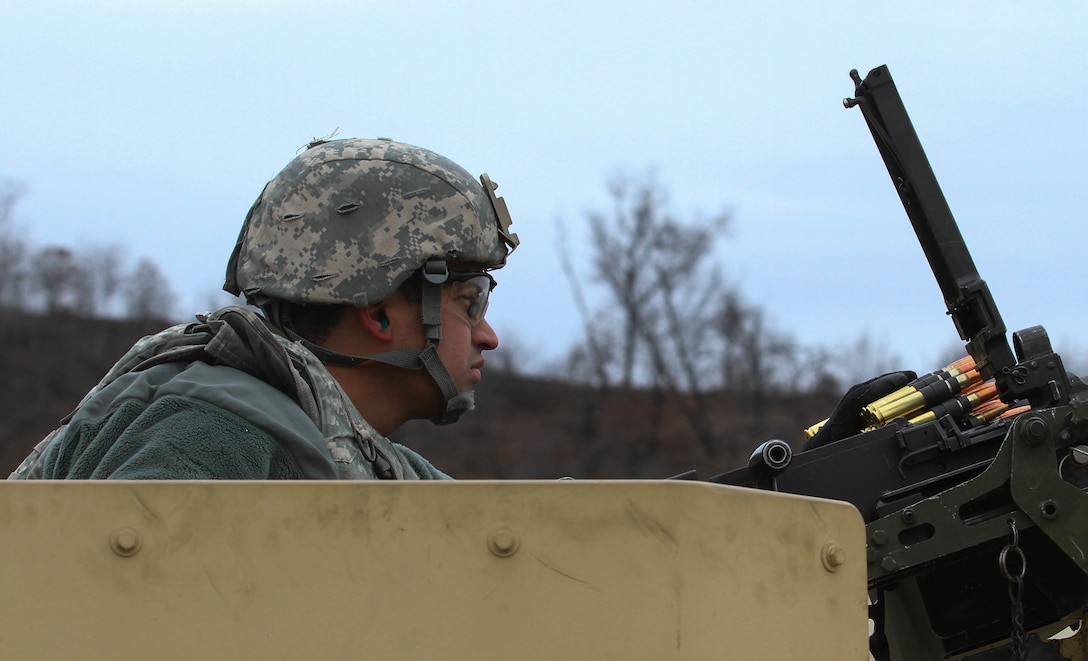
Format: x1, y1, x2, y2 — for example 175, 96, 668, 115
357, 305, 393, 340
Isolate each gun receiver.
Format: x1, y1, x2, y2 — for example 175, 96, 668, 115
712, 66, 1088, 659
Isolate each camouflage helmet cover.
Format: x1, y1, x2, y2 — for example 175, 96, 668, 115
225, 138, 517, 307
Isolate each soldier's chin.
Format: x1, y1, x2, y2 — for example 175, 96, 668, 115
433, 390, 476, 426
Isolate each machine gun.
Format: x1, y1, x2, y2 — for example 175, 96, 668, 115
711, 66, 1088, 660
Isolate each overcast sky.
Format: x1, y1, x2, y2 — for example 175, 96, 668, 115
3, 0, 1086, 377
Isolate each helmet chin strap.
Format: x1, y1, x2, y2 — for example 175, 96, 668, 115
415, 263, 475, 425
272, 262, 474, 426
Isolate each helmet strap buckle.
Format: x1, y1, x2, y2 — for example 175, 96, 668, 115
422, 260, 449, 285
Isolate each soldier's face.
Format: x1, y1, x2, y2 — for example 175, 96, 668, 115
436, 274, 500, 394
384, 265, 500, 419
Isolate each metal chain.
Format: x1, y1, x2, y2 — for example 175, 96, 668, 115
999, 519, 1029, 661
869, 590, 891, 661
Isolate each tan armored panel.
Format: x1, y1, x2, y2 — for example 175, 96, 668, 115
0, 480, 867, 659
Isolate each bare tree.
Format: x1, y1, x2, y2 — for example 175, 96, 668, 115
123, 258, 177, 322
583, 172, 731, 387
717, 290, 799, 433
79, 243, 127, 316
557, 220, 614, 388
587, 174, 664, 388
0, 179, 28, 308
564, 170, 732, 456
31, 246, 85, 314
639, 214, 732, 454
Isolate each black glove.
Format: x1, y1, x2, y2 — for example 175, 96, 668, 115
803, 370, 916, 451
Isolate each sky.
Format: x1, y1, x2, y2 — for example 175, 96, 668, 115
3, 0, 1086, 379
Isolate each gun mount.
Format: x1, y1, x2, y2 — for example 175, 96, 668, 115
712, 66, 1088, 660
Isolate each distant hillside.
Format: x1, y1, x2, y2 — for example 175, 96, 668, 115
0, 309, 169, 473
0, 309, 838, 479
393, 373, 834, 479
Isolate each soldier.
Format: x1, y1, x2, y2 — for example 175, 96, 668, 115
9, 138, 519, 480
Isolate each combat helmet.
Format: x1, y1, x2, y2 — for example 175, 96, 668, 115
224, 137, 519, 423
